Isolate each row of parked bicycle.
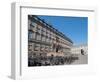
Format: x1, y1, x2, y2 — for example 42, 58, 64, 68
28, 55, 78, 66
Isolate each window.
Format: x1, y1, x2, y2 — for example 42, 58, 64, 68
42, 28, 46, 36
40, 45, 45, 51
28, 43, 33, 51
28, 31, 33, 39
31, 21, 36, 27
46, 37, 50, 43
41, 36, 45, 42
45, 46, 49, 52
36, 26, 41, 34
29, 21, 36, 32
50, 46, 53, 52
34, 44, 40, 51
28, 20, 31, 29
49, 38, 52, 43
28, 31, 36, 39
36, 34, 41, 40
47, 30, 50, 37
32, 32, 35, 39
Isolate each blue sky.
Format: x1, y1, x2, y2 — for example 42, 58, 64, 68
38, 15, 88, 45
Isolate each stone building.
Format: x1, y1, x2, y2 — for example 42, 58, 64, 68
28, 15, 73, 58
71, 44, 88, 55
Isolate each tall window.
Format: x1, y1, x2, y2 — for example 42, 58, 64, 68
28, 31, 33, 39
42, 28, 46, 36
28, 20, 31, 29
34, 44, 40, 51
28, 43, 33, 51
30, 21, 36, 32
31, 21, 36, 27
28, 31, 36, 39
41, 36, 45, 42
40, 45, 45, 51
45, 46, 50, 52
36, 34, 41, 40
36, 26, 41, 34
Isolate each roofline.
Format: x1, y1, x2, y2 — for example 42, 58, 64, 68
28, 15, 73, 43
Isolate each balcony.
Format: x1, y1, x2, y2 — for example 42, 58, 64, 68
28, 38, 51, 46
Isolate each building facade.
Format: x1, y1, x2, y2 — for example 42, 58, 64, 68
71, 44, 88, 55
28, 15, 73, 58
